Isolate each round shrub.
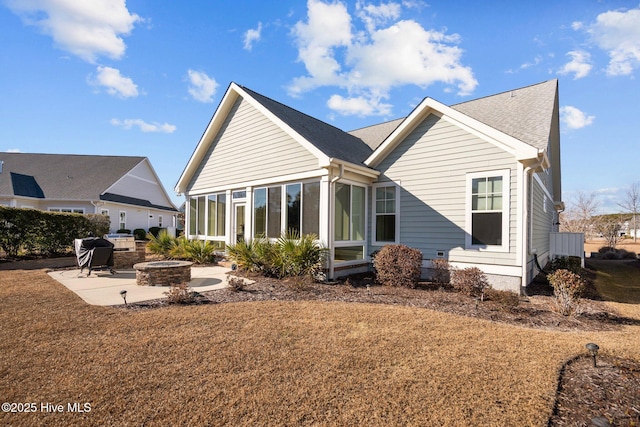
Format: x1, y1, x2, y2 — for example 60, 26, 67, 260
451, 267, 490, 299
373, 244, 422, 288
133, 228, 146, 240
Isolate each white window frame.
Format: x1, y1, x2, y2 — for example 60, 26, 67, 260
48, 207, 85, 214
465, 169, 510, 252
100, 209, 109, 217
119, 211, 127, 231
372, 182, 400, 245
158, 215, 163, 227
333, 181, 368, 264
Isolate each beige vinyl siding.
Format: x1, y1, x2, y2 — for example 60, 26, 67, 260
188, 97, 319, 192
372, 113, 519, 266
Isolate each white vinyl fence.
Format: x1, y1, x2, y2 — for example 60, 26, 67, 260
550, 232, 585, 267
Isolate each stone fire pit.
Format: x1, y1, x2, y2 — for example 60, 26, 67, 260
133, 261, 193, 286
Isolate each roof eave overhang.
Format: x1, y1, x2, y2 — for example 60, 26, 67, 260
320, 157, 380, 180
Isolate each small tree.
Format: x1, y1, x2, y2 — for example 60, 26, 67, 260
617, 182, 640, 243
593, 215, 623, 249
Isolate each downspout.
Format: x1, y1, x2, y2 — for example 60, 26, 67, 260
521, 155, 546, 291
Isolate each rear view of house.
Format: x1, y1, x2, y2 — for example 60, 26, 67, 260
176, 80, 564, 293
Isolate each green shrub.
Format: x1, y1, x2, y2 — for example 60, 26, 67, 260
547, 268, 585, 316
148, 227, 163, 238
116, 229, 131, 234
226, 231, 326, 279
373, 244, 422, 288
550, 256, 583, 274
451, 267, 490, 299
430, 258, 451, 288
226, 237, 272, 273
133, 228, 147, 240
0, 207, 110, 257
179, 239, 217, 264
146, 230, 177, 257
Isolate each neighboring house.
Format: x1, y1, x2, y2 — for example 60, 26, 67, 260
0, 153, 178, 234
175, 80, 564, 293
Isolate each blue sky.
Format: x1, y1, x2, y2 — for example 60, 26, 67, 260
1, 0, 639, 213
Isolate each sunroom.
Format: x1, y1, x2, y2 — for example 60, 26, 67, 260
185, 161, 379, 279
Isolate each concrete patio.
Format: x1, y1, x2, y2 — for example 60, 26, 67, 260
48, 265, 232, 306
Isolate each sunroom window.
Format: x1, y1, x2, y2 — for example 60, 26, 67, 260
254, 181, 320, 238
206, 193, 226, 237
334, 183, 365, 241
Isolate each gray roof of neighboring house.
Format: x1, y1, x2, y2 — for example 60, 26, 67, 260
241, 85, 375, 165
0, 153, 176, 211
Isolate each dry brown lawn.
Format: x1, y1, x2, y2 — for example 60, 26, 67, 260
0, 265, 639, 426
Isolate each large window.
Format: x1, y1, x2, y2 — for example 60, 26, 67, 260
373, 184, 398, 243
206, 193, 226, 236
467, 170, 509, 250
189, 194, 225, 237
254, 182, 320, 238
334, 183, 365, 241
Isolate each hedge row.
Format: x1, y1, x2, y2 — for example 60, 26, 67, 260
0, 207, 110, 257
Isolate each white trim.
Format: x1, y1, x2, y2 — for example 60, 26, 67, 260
465, 169, 511, 252
371, 182, 400, 245
186, 169, 328, 197
533, 172, 555, 202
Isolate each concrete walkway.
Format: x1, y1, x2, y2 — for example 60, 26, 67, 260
48, 266, 232, 306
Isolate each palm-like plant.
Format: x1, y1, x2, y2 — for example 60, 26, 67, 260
146, 230, 177, 257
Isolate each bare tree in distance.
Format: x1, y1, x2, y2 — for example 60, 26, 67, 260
560, 191, 599, 238
617, 182, 640, 243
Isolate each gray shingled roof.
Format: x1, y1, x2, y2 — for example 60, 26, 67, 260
348, 118, 404, 151
451, 80, 558, 150
0, 152, 146, 201
241, 85, 374, 165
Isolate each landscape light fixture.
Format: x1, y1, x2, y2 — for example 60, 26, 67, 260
585, 342, 599, 367
120, 290, 128, 305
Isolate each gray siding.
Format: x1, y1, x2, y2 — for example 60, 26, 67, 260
529, 174, 555, 277
371, 113, 519, 267
188, 97, 319, 192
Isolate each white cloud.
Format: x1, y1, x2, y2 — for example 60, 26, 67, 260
520, 55, 543, 69
327, 93, 392, 116
5, 0, 141, 63
560, 106, 595, 130
90, 66, 138, 98
110, 118, 176, 134
571, 21, 583, 30
187, 69, 218, 103
243, 22, 263, 51
289, 0, 477, 117
356, 0, 401, 32
5, 148, 21, 153
586, 7, 640, 76
558, 50, 593, 79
